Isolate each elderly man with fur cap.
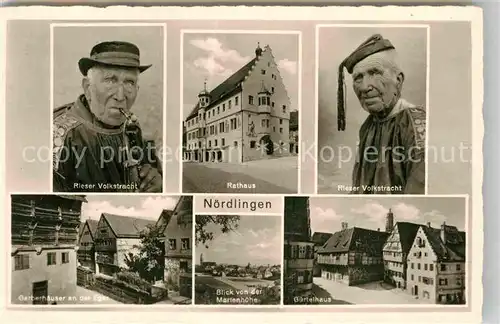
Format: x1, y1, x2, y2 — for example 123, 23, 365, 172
52, 41, 162, 193
338, 34, 426, 194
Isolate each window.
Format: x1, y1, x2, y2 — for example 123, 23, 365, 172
222, 138, 225, 146
411, 263, 414, 269
268, 62, 271, 67
297, 272, 304, 284
272, 102, 275, 107
273, 127, 276, 132
456, 278, 462, 286
234, 141, 238, 147
425, 252, 428, 257
424, 264, 428, 271
14, 255, 29, 270
283, 105, 287, 113
417, 263, 421, 270
249, 96, 254, 105
439, 278, 448, 286
235, 96, 239, 106
62, 252, 69, 264
261, 69, 266, 75
219, 122, 224, 133
411, 274, 414, 280
215, 139, 218, 146
223, 104, 226, 112
169, 239, 177, 250
47, 252, 57, 266
250, 141, 256, 148
280, 119, 283, 125
228, 100, 232, 109
271, 87, 275, 93
430, 264, 434, 271
272, 74, 276, 80
266, 120, 270, 128
208, 140, 211, 148
217, 107, 220, 114
280, 127, 283, 133
181, 238, 190, 250
418, 276, 421, 282
261, 120, 266, 127
456, 264, 461, 271
230, 118, 237, 130
441, 264, 447, 271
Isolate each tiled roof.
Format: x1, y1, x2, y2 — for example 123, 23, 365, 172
186, 58, 258, 120
422, 225, 466, 262
102, 213, 156, 238
394, 222, 421, 253
311, 232, 333, 246
86, 219, 99, 239
56, 195, 88, 202
318, 227, 389, 255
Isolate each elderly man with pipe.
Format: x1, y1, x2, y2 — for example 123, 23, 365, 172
338, 34, 426, 194
53, 41, 162, 192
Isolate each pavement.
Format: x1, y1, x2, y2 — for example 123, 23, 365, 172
182, 156, 298, 193
312, 278, 429, 305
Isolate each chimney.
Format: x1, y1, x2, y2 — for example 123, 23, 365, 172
440, 221, 447, 243
385, 208, 394, 232
341, 222, 348, 230
427, 222, 431, 228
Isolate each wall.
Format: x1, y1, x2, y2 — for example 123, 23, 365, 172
11, 248, 77, 305
317, 252, 349, 266
241, 47, 291, 162
436, 261, 466, 303
185, 93, 244, 163
406, 227, 438, 302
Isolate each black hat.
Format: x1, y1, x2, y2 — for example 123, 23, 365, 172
78, 41, 152, 76
337, 34, 395, 131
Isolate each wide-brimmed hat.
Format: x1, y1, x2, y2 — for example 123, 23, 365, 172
78, 41, 152, 76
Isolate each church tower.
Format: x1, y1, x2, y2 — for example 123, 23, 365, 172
385, 208, 394, 233
200, 252, 204, 265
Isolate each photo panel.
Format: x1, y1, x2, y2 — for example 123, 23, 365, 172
284, 195, 468, 306
193, 195, 283, 305
10, 193, 193, 306
51, 23, 166, 193
316, 25, 429, 195
181, 30, 301, 194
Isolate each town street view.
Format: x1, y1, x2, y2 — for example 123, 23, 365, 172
284, 196, 467, 305
11, 194, 193, 305
194, 214, 281, 305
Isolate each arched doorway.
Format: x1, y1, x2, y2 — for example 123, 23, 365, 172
259, 135, 274, 155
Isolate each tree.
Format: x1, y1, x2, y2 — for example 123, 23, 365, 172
123, 223, 165, 283
195, 215, 240, 248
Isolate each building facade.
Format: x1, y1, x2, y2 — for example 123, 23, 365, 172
94, 213, 155, 277
184, 44, 293, 163
382, 210, 421, 289
317, 223, 389, 286
77, 219, 98, 272
162, 196, 193, 296
284, 196, 315, 302
311, 232, 333, 277
406, 222, 466, 304
11, 194, 86, 305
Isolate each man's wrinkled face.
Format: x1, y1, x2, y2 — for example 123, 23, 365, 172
351, 56, 404, 116
83, 66, 139, 126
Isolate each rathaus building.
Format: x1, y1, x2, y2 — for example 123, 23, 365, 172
184, 43, 294, 163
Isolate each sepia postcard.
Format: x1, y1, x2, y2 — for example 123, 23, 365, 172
0, 4, 483, 324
